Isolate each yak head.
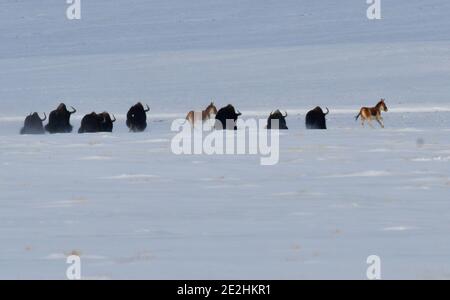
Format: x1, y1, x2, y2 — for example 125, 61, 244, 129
29, 112, 47, 122
226, 104, 241, 119
267, 109, 288, 129
135, 102, 150, 113
314, 106, 329, 116
56, 103, 77, 114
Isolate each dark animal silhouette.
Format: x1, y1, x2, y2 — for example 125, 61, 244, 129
305, 106, 329, 129
126, 102, 150, 132
214, 104, 242, 130
20, 112, 47, 135
79, 112, 116, 133
45, 103, 76, 133
267, 110, 288, 129
98, 112, 116, 132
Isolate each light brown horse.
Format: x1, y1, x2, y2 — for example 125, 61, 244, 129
355, 99, 388, 128
186, 102, 218, 126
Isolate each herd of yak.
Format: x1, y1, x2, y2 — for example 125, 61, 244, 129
20, 102, 150, 134
19, 99, 388, 134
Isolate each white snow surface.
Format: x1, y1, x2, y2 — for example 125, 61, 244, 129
1, 0, 450, 279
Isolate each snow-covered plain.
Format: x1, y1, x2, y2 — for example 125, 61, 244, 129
1, 0, 450, 279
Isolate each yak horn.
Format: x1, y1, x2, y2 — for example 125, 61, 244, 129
40, 113, 47, 122
111, 114, 116, 123
145, 104, 150, 112
236, 110, 242, 116
70, 106, 77, 114
324, 107, 329, 115
284, 111, 288, 117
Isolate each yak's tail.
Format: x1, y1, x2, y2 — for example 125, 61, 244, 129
355, 112, 361, 121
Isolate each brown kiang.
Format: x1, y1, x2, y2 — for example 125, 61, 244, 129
185, 102, 218, 126
355, 99, 388, 128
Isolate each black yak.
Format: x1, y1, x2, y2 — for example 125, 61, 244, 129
214, 104, 242, 130
78, 112, 116, 133
267, 110, 288, 130
78, 112, 101, 134
20, 112, 47, 135
126, 102, 150, 132
45, 103, 76, 133
305, 106, 329, 129
98, 112, 116, 132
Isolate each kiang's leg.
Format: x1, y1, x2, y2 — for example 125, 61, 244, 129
376, 118, 384, 128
